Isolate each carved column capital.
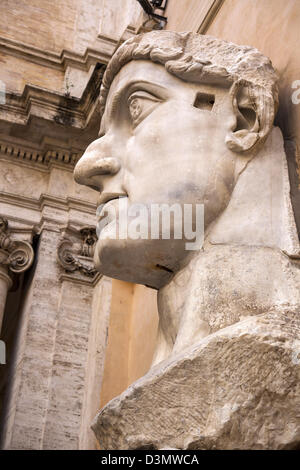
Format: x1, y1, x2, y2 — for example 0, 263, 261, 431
57, 225, 97, 278
0, 216, 34, 274
0, 216, 34, 332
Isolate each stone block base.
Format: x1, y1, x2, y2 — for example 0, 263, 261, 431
92, 310, 300, 450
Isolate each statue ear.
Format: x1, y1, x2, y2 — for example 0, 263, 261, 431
225, 81, 274, 153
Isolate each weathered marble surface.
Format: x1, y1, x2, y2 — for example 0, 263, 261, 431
74, 31, 300, 449
93, 309, 300, 450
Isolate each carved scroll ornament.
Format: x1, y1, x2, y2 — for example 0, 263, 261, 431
0, 216, 34, 274
57, 226, 97, 278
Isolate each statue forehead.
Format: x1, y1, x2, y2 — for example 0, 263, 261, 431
102, 59, 231, 130
104, 59, 225, 117
105, 60, 186, 107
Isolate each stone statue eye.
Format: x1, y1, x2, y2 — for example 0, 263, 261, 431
128, 91, 161, 127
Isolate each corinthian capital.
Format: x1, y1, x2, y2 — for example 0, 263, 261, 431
0, 216, 34, 273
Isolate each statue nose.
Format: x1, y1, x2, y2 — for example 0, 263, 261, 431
74, 140, 121, 191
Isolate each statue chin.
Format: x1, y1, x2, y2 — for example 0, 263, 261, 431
93, 235, 193, 289
94, 238, 172, 289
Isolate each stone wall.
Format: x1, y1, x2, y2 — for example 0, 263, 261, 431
0, 0, 147, 450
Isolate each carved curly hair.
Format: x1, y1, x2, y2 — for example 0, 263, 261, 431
99, 31, 279, 151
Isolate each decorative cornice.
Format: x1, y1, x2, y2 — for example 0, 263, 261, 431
0, 193, 97, 241
0, 191, 97, 216
0, 35, 118, 71
0, 62, 105, 128
0, 26, 142, 175
0, 216, 34, 274
0, 139, 80, 169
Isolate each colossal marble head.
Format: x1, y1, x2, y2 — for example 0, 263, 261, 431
82, 32, 300, 451
74, 31, 280, 289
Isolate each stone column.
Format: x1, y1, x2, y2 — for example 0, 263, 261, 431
1, 223, 109, 450
41, 224, 102, 449
0, 217, 34, 332
1, 226, 69, 449
0, 261, 12, 332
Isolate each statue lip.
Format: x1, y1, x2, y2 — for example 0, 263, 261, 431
96, 194, 128, 228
